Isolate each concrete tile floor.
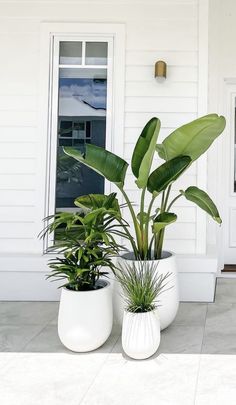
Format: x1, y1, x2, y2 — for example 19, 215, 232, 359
0, 278, 236, 404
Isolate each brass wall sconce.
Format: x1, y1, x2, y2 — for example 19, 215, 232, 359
155, 60, 167, 80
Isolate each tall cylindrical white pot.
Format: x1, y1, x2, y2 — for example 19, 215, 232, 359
58, 280, 113, 352
113, 252, 179, 330
122, 309, 160, 360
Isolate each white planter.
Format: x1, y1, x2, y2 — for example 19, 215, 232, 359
122, 309, 160, 360
58, 280, 113, 352
114, 251, 179, 330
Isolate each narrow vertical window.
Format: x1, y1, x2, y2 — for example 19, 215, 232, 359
52, 39, 110, 210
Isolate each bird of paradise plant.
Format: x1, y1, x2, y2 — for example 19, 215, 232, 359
63, 114, 226, 260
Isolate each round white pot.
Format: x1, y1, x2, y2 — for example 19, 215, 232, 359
58, 280, 113, 352
122, 309, 160, 360
114, 251, 179, 330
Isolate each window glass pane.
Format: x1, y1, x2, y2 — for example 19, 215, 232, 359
85, 42, 108, 65
59, 41, 82, 65
56, 67, 107, 208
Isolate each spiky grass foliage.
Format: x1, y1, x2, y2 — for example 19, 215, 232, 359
114, 261, 171, 313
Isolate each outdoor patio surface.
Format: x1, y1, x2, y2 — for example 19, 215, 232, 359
0, 278, 236, 405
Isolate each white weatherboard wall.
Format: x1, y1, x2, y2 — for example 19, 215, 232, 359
0, 0, 213, 301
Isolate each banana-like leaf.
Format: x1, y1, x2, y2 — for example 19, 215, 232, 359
156, 114, 226, 161
152, 212, 177, 233
64, 144, 128, 187
147, 155, 191, 195
74, 193, 120, 214
131, 117, 161, 188
180, 186, 222, 224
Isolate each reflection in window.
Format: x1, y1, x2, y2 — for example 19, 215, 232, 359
55, 43, 108, 209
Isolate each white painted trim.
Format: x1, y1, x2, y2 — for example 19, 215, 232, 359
39, 22, 126, 251
0, 253, 217, 301
195, 0, 209, 254
0, 0, 198, 4
47, 35, 114, 248
216, 81, 236, 270
177, 253, 217, 302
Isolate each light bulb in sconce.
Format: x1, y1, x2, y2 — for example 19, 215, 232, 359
155, 60, 167, 82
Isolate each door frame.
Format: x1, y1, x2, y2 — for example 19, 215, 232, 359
216, 79, 236, 272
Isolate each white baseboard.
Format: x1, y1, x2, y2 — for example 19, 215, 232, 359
0, 254, 60, 301
177, 254, 217, 302
0, 253, 218, 302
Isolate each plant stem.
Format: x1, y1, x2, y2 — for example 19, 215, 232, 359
140, 187, 146, 231
160, 190, 165, 213
116, 218, 139, 258
119, 187, 142, 258
154, 185, 171, 259
167, 193, 182, 211
156, 229, 165, 259
145, 195, 157, 258
163, 185, 172, 211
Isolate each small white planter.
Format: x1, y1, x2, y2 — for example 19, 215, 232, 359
114, 251, 179, 330
58, 280, 113, 352
122, 309, 160, 360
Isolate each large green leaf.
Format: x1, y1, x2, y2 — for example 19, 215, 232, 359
156, 114, 226, 161
64, 144, 128, 187
180, 186, 222, 224
74, 193, 120, 213
147, 155, 191, 195
131, 117, 161, 188
152, 212, 177, 233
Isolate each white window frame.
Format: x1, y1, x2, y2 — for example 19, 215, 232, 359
39, 23, 125, 252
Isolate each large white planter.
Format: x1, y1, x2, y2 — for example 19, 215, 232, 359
122, 309, 160, 360
58, 280, 113, 352
114, 251, 179, 330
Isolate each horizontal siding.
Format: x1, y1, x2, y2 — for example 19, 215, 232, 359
0, 174, 36, 189
164, 239, 195, 254
0, 143, 36, 159
0, 96, 37, 111
126, 66, 198, 83
0, 111, 37, 127
125, 112, 197, 128
126, 81, 198, 97
0, 0, 199, 254
0, 127, 37, 142
0, 3, 198, 21
127, 23, 198, 51
1, 190, 35, 206
0, 222, 36, 239
0, 206, 36, 222
0, 239, 39, 253
0, 158, 36, 174
165, 223, 195, 240
126, 51, 198, 66
125, 97, 197, 113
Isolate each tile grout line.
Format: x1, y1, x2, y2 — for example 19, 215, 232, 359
193, 300, 209, 404
0, 321, 52, 375
18, 304, 59, 351
20, 321, 52, 352
78, 332, 121, 405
